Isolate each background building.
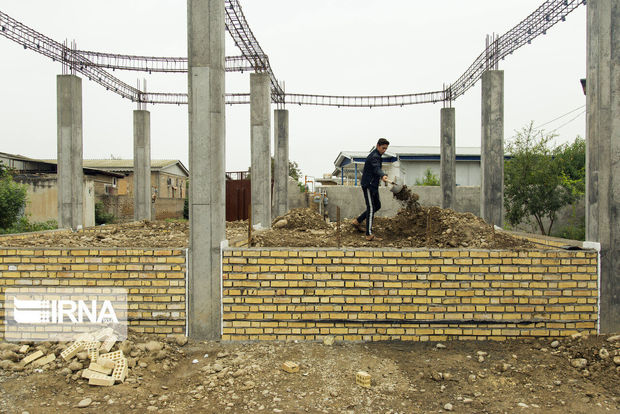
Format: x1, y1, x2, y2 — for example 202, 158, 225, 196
332, 146, 481, 187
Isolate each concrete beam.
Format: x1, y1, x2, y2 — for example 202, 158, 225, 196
187, 0, 225, 340
586, 0, 620, 332
250, 72, 271, 228
56, 74, 84, 230
480, 70, 504, 228
133, 110, 151, 221
273, 109, 289, 218
440, 107, 456, 210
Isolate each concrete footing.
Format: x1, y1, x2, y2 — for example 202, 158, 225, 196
187, 0, 226, 340
440, 107, 456, 210
133, 110, 151, 221
273, 109, 289, 219
586, 0, 620, 332
250, 73, 272, 228
56, 74, 84, 230
480, 70, 504, 228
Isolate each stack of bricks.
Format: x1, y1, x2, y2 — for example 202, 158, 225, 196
0, 247, 187, 337
222, 247, 598, 342
60, 329, 128, 386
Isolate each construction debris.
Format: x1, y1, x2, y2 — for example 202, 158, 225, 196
31, 353, 55, 367
20, 350, 43, 366
58, 328, 129, 387
356, 370, 372, 388
281, 361, 299, 373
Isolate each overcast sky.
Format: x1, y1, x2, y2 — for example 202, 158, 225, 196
0, 1, 586, 179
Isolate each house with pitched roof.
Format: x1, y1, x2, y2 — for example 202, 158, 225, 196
79, 159, 189, 220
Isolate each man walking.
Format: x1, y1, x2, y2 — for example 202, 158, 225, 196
352, 138, 389, 241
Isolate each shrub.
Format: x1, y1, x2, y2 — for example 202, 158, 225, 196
0, 217, 57, 234
415, 168, 440, 186
95, 202, 116, 225
0, 163, 27, 229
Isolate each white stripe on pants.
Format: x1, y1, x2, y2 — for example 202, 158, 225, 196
366, 187, 373, 235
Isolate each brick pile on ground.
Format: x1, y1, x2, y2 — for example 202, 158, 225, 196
59, 328, 128, 387
0, 332, 189, 389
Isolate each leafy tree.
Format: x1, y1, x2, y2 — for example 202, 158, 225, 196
288, 160, 302, 181
415, 168, 440, 186
504, 123, 583, 236
554, 136, 585, 195
0, 162, 28, 229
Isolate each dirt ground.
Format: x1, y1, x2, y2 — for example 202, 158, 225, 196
0, 187, 535, 250
1, 333, 619, 413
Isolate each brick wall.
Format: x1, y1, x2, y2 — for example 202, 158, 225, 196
0, 248, 187, 337
222, 248, 598, 341
0, 244, 600, 342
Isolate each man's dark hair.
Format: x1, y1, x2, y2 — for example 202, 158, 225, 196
377, 138, 390, 146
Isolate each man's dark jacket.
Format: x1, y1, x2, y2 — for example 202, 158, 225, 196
360, 148, 386, 188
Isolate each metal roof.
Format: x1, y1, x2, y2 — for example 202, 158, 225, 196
1, 152, 123, 177
81, 159, 186, 172
41, 159, 189, 176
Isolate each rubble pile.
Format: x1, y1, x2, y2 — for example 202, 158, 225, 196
0, 330, 190, 392
59, 329, 128, 387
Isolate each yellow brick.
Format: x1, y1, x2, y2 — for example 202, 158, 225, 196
271, 251, 291, 257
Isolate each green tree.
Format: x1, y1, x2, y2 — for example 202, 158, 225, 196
415, 168, 440, 186
504, 123, 583, 236
0, 162, 28, 229
554, 136, 585, 194
287, 160, 302, 181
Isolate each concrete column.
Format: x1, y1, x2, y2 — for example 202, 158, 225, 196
133, 110, 151, 221
586, 0, 620, 332
480, 70, 504, 227
440, 107, 456, 210
56, 74, 84, 230
250, 72, 271, 228
272, 109, 289, 218
187, 0, 225, 340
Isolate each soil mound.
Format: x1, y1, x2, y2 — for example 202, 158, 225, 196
380, 185, 526, 248
272, 207, 331, 231
253, 188, 534, 249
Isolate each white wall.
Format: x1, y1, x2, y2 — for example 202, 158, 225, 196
398, 161, 480, 186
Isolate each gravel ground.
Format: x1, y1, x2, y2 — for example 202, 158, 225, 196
1, 333, 619, 413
